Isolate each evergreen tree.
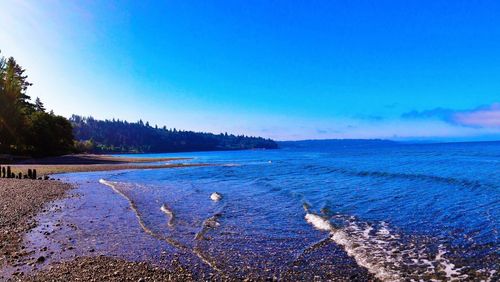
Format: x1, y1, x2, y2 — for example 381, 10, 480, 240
35, 97, 45, 112
0, 55, 33, 152
70, 115, 278, 153
0, 51, 74, 156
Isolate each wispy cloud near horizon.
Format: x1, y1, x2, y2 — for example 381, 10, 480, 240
402, 103, 500, 128
454, 103, 500, 127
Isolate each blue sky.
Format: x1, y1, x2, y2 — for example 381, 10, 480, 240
1, 1, 499, 141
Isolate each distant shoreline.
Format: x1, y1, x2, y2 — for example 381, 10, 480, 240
2, 154, 210, 177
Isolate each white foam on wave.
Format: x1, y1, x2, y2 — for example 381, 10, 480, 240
480, 269, 497, 282
305, 213, 333, 231
160, 204, 174, 227
99, 179, 161, 239
195, 214, 221, 240
99, 179, 124, 197
99, 179, 222, 272
304, 212, 469, 281
305, 214, 403, 281
435, 246, 467, 281
330, 226, 401, 281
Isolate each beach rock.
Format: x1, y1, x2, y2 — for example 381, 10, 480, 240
36, 256, 45, 263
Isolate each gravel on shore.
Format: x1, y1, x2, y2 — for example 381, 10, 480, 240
0, 159, 373, 281
0, 154, 218, 281
0, 177, 200, 282
0, 164, 212, 281
25, 256, 197, 282
0, 179, 71, 268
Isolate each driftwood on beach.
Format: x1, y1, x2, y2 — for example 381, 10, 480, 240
0, 165, 40, 180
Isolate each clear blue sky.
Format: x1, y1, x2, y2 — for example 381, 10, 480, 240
1, 0, 499, 140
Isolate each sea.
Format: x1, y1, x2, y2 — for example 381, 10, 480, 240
26, 141, 500, 281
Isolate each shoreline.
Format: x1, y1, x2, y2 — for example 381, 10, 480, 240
0, 155, 212, 280
1, 154, 375, 281
8, 163, 209, 178
0, 179, 71, 279
1, 153, 190, 165
3, 153, 206, 177
0, 178, 202, 281
14, 154, 191, 165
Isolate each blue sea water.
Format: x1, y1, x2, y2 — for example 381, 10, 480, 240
57, 142, 499, 280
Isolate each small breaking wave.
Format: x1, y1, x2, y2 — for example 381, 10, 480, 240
192, 212, 225, 271
326, 167, 487, 189
99, 179, 182, 247
222, 163, 242, 167
195, 213, 222, 241
305, 213, 333, 231
436, 246, 468, 281
304, 210, 470, 281
99, 179, 222, 272
160, 204, 175, 227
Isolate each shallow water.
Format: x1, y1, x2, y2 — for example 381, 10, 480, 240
26, 142, 500, 280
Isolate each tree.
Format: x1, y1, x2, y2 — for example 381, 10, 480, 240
70, 115, 278, 153
0, 55, 33, 152
0, 51, 75, 156
34, 97, 45, 112
27, 112, 74, 156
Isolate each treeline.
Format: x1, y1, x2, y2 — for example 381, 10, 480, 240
0, 52, 74, 157
71, 115, 278, 153
0, 51, 277, 157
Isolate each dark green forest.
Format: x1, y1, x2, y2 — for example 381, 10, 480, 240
0, 52, 74, 156
71, 116, 278, 153
0, 51, 277, 156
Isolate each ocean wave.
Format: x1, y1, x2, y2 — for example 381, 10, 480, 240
194, 213, 222, 241
326, 167, 486, 189
98, 179, 183, 247
435, 246, 468, 281
99, 179, 222, 272
222, 163, 242, 167
305, 213, 333, 231
160, 203, 175, 227
304, 211, 470, 281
